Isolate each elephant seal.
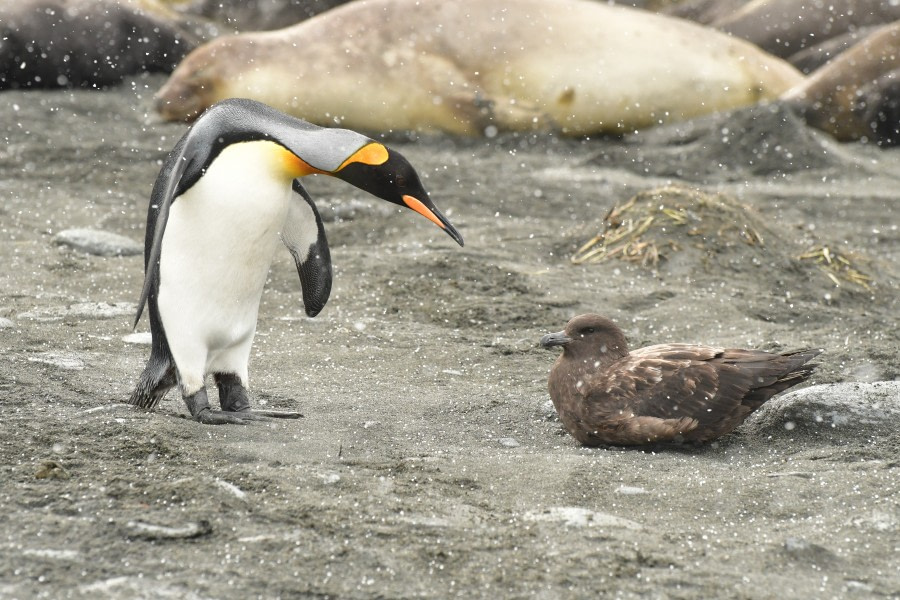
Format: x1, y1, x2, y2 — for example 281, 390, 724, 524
0, 0, 203, 89
155, 0, 802, 136
782, 22, 900, 146
787, 27, 880, 74
712, 0, 900, 61
162, 0, 350, 33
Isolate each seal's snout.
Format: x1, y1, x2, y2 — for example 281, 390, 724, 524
154, 76, 208, 122
540, 331, 571, 348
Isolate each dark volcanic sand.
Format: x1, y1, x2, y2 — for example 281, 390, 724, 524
1, 75, 898, 599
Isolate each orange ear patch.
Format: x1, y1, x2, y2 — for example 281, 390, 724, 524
338, 143, 389, 170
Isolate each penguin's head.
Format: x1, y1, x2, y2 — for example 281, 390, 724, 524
333, 145, 464, 247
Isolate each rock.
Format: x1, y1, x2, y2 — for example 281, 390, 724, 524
745, 382, 900, 440
317, 472, 341, 485
782, 537, 839, 567
20, 302, 136, 321
615, 485, 649, 495
214, 479, 248, 500
523, 506, 643, 529
123, 520, 212, 540
53, 228, 142, 257
122, 332, 152, 345
0, 317, 14, 329
849, 510, 898, 533
34, 460, 70, 480
498, 437, 520, 448
27, 352, 86, 370
540, 399, 558, 421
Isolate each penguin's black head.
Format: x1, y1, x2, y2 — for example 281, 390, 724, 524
334, 146, 464, 247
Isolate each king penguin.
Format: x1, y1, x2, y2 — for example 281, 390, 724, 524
129, 98, 463, 424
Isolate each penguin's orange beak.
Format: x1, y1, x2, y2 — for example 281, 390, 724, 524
402, 195, 447, 230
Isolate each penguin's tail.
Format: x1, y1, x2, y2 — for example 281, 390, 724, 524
129, 354, 177, 410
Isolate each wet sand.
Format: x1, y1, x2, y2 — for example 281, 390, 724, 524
1, 75, 898, 598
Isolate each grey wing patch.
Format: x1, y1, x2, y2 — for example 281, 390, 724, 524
282, 181, 332, 317
279, 127, 372, 172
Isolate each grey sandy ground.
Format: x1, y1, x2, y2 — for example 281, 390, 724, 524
1, 77, 898, 598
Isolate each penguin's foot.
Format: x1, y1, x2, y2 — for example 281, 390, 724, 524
214, 372, 253, 412
240, 409, 304, 419
185, 385, 301, 425
194, 407, 303, 424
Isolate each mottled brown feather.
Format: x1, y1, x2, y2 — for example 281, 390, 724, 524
542, 314, 821, 446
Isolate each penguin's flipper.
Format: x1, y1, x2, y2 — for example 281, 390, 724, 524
281, 181, 332, 317
133, 129, 203, 329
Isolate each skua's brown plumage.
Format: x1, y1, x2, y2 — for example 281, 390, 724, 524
541, 314, 821, 446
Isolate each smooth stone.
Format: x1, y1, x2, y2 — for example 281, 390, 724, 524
122, 332, 152, 345
615, 485, 650, 495
123, 520, 212, 540
523, 506, 643, 530
0, 317, 14, 329
54, 228, 142, 257
498, 437, 520, 448
26, 352, 86, 370
20, 302, 136, 321
214, 479, 248, 500
782, 537, 839, 566
746, 382, 900, 439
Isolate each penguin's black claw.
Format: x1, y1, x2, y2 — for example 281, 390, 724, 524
245, 409, 304, 419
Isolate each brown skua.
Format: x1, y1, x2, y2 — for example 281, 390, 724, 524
541, 314, 820, 446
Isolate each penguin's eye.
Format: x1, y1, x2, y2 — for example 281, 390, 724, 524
581, 328, 596, 335
394, 174, 407, 187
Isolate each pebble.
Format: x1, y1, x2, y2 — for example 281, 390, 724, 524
498, 437, 520, 448
123, 520, 212, 540
34, 460, 70, 480
540, 399, 558, 420
782, 537, 838, 566
849, 510, 898, 533
844, 581, 875, 594
524, 506, 643, 530
20, 301, 135, 321
53, 228, 142, 256
317, 472, 341, 485
122, 332, 152, 345
27, 352, 85, 370
0, 317, 14, 329
615, 485, 649, 495
215, 479, 248, 500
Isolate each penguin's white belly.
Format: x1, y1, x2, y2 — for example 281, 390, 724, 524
157, 142, 295, 393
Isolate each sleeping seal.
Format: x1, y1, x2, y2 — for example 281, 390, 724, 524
713, 0, 900, 61
155, 0, 802, 136
782, 22, 900, 146
0, 0, 198, 89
